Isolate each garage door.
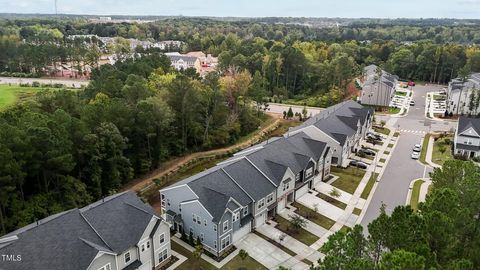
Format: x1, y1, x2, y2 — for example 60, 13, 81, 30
295, 184, 309, 198
254, 212, 266, 228
233, 223, 251, 243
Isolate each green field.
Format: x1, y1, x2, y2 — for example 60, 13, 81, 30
0, 85, 43, 110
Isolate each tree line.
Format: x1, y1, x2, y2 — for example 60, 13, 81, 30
315, 160, 480, 270
0, 53, 265, 235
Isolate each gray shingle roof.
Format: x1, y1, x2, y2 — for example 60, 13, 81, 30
0, 191, 158, 270
457, 116, 480, 135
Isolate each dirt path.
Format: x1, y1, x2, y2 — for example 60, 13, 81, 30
121, 114, 282, 195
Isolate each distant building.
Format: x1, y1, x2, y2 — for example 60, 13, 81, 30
446, 73, 480, 115
359, 64, 398, 107
454, 116, 480, 159
165, 52, 201, 72
0, 191, 172, 270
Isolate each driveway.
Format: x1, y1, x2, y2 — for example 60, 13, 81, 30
360, 84, 455, 233
235, 233, 309, 270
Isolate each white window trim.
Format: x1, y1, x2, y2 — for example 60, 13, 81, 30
124, 252, 131, 263
98, 263, 111, 270
223, 220, 229, 232
257, 198, 265, 209
159, 233, 165, 244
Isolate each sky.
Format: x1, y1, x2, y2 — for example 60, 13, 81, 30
1, 0, 480, 19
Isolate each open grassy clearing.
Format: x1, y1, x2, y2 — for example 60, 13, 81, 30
0, 85, 44, 110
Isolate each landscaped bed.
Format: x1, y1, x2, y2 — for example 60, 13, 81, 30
331, 167, 366, 194
292, 202, 335, 230
353, 208, 362, 215
317, 193, 347, 209
373, 126, 391, 136
273, 215, 320, 246
172, 241, 267, 270
360, 173, 378, 199
420, 134, 431, 165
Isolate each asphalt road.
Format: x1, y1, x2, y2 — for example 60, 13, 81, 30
360, 84, 456, 232
0, 76, 89, 88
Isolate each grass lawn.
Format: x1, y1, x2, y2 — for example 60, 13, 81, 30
353, 208, 362, 215
254, 232, 296, 256
172, 241, 267, 270
0, 85, 45, 110
331, 167, 366, 194
360, 173, 378, 199
432, 135, 454, 166
410, 179, 425, 211
394, 132, 400, 137
317, 193, 347, 209
420, 134, 431, 165
339, 226, 351, 233
373, 126, 391, 136
395, 91, 407, 96
387, 107, 401, 114
384, 150, 390, 154
292, 202, 335, 230
387, 143, 394, 148
379, 158, 386, 163
274, 215, 319, 246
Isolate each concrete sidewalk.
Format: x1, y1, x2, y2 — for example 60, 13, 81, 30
235, 233, 309, 270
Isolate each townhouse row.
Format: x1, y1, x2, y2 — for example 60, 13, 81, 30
160, 100, 373, 257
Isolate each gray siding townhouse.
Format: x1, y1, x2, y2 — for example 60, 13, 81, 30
160, 131, 330, 256
290, 100, 373, 167
454, 116, 480, 158
446, 73, 480, 115
360, 64, 398, 107
0, 192, 171, 270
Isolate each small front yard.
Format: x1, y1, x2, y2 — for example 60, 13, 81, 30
317, 193, 347, 209
432, 135, 454, 166
273, 215, 320, 246
395, 91, 407, 97
331, 167, 366, 194
410, 179, 425, 211
292, 202, 335, 230
172, 241, 267, 270
353, 208, 362, 215
360, 173, 378, 199
379, 158, 386, 163
373, 126, 391, 136
387, 107, 401, 114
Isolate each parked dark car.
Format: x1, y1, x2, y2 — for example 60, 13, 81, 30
359, 148, 376, 156
349, 160, 368, 169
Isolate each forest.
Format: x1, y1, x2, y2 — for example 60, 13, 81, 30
0, 53, 264, 235
1, 18, 480, 108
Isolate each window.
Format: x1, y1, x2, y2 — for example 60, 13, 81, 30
147, 241, 150, 249
282, 180, 290, 191
232, 211, 240, 222
306, 168, 313, 178
243, 206, 248, 216
161, 194, 165, 207
204, 219, 207, 226
295, 173, 300, 181
266, 193, 274, 203
141, 244, 145, 252
159, 233, 165, 244
167, 199, 170, 206
124, 252, 131, 263
98, 263, 111, 270
214, 240, 217, 249
223, 220, 229, 232
221, 235, 231, 249
197, 216, 201, 225
200, 233, 204, 242
257, 199, 265, 209
158, 249, 168, 264
213, 224, 217, 232
192, 214, 196, 223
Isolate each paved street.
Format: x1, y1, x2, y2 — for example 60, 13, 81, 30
360, 84, 456, 232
